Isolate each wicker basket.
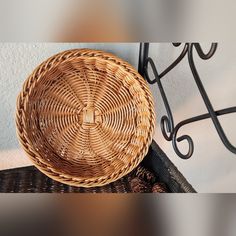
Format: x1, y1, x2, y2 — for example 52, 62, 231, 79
15, 49, 155, 187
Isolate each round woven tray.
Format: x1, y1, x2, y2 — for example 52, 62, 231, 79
16, 49, 155, 187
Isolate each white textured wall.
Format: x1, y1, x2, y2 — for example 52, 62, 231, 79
0, 43, 235, 192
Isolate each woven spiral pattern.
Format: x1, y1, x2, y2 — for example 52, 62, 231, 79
16, 49, 155, 187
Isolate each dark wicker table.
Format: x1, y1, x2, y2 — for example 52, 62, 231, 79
0, 141, 196, 193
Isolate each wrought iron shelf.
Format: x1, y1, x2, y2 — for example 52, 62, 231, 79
138, 43, 236, 159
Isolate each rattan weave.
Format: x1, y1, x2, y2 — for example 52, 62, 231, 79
0, 165, 168, 193
15, 49, 155, 187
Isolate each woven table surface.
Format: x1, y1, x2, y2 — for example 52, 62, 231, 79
0, 165, 168, 193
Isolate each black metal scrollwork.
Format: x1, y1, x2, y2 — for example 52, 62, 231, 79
138, 43, 236, 159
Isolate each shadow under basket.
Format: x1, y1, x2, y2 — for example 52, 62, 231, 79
0, 141, 196, 193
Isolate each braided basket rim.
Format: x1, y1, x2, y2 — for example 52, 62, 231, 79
15, 48, 155, 187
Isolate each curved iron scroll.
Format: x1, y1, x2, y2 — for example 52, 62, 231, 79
139, 43, 236, 159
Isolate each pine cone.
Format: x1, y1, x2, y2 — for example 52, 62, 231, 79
152, 183, 168, 193
130, 177, 152, 193
135, 166, 156, 184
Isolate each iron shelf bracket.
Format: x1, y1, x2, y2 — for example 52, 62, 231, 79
138, 43, 236, 159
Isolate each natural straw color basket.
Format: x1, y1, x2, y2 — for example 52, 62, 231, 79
15, 49, 155, 187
